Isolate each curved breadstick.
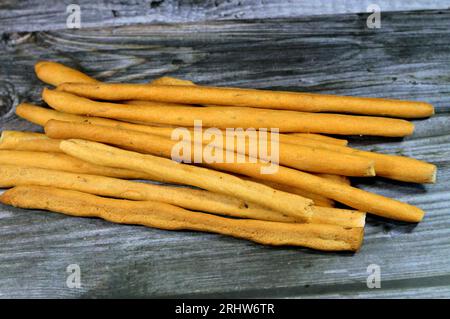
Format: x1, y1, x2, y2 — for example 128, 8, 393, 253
35, 61, 98, 86
56, 82, 433, 118
44, 89, 415, 136
60, 138, 424, 222
0, 165, 365, 227
0, 186, 364, 251
0, 150, 161, 181
45, 120, 375, 177
0, 131, 62, 153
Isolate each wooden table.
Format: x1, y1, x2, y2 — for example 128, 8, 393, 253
0, 7, 449, 298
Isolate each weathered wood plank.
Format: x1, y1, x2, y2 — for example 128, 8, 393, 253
0, 11, 449, 298
1, 0, 450, 33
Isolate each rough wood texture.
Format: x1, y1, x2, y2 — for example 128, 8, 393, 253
0, 10, 449, 298
1, 0, 450, 32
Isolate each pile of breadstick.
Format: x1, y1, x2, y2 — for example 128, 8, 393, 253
0, 61, 437, 252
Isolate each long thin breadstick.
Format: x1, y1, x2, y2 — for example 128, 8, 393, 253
0, 165, 364, 227
44, 89, 415, 137
35, 61, 98, 86
0, 150, 163, 181
0, 186, 364, 251
60, 140, 314, 221
57, 82, 434, 118
273, 135, 437, 184
60, 138, 425, 222
0, 131, 62, 153
289, 133, 348, 146
45, 120, 375, 177
14, 103, 347, 148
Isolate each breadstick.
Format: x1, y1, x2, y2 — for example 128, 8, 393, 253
0, 186, 364, 251
45, 120, 375, 177
0, 164, 364, 227
60, 139, 424, 222
56, 82, 433, 118
0, 150, 160, 181
60, 139, 313, 221
15, 103, 347, 148
44, 89, 415, 136
35, 61, 98, 86
289, 133, 348, 146
15, 103, 175, 134
0, 131, 62, 153
272, 135, 436, 184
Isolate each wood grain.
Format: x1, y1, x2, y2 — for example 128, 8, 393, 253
1, 0, 450, 32
0, 10, 449, 298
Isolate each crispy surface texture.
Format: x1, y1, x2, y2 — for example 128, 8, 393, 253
56, 82, 433, 118
0, 186, 364, 251
45, 88, 415, 136
59, 139, 314, 221
0, 131, 62, 153
60, 139, 424, 222
0, 164, 365, 227
0, 149, 162, 181
45, 119, 375, 177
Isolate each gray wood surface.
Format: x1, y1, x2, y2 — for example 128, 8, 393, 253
0, 10, 449, 298
2, 0, 450, 32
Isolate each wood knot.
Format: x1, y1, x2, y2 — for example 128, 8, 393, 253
0, 81, 18, 118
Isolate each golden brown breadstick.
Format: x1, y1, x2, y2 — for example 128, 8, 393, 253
0, 131, 62, 153
60, 139, 313, 221
0, 165, 365, 227
15, 103, 175, 134
0, 186, 364, 251
45, 120, 375, 177
60, 139, 424, 222
0, 150, 161, 181
14, 103, 347, 148
273, 135, 437, 184
35, 61, 98, 86
289, 133, 348, 146
44, 88, 415, 136
57, 82, 434, 118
